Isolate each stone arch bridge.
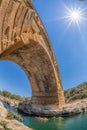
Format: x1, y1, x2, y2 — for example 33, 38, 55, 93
0, 0, 65, 111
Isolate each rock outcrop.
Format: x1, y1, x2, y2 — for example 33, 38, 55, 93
0, 101, 32, 130
0, 102, 7, 119
18, 98, 87, 117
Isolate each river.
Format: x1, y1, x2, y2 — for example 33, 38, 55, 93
3, 102, 87, 130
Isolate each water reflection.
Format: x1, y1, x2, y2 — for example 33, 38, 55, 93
22, 113, 87, 130
22, 116, 65, 130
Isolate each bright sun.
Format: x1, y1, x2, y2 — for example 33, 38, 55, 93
62, 6, 86, 29
70, 10, 81, 22
67, 8, 84, 24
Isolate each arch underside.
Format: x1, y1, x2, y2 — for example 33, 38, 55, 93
2, 42, 60, 105
0, 0, 65, 108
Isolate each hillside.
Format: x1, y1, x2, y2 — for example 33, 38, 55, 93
0, 90, 31, 107
64, 82, 87, 103
0, 90, 22, 101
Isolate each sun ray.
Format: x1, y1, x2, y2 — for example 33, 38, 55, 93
76, 20, 86, 48
65, 20, 73, 32
58, 4, 87, 43
62, 5, 86, 29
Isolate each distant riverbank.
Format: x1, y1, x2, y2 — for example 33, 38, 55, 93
0, 95, 20, 108
0, 90, 31, 108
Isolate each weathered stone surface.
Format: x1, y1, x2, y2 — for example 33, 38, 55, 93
0, 0, 65, 113
0, 101, 7, 119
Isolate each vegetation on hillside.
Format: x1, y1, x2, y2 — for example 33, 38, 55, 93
64, 82, 87, 103
0, 91, 22, 101
0, 121, 12, 130
0, 90, 31, 102
7, 110, 22, 121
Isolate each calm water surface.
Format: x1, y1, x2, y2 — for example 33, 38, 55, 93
3, 102, 87, 130
22, 113, 87, 130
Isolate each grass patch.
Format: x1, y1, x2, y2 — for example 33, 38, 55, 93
7, 110, 22, 121
0, 121, 12, 130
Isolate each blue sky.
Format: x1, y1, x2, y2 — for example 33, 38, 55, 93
0, 0, 87, 96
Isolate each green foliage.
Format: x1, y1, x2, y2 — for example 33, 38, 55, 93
51, 117, 64, 120
0, 91, 22, 101
65, 82, 87, 101
0, 121, 12, 130
2, 91, 11, 98
64, 82, 87, 102
7, 110, 22, 121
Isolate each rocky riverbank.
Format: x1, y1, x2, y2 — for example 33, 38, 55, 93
0, 101, 32, 130
0, 95, 20, 108
18, 98, 87, 117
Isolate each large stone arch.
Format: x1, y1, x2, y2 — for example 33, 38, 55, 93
0, 0, 65, 110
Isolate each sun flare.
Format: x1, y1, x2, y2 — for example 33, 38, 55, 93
62, 6, 86, 28
70, 10, 81, 22
67, 8, 84, 24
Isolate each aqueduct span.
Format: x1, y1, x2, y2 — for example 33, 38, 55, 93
0, 0, 65, 112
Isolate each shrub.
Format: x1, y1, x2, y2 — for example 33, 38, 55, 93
65, 82, 87, 102
0, 121, 12, 130
1, 91, 22, 101
7, 110, 22, 121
